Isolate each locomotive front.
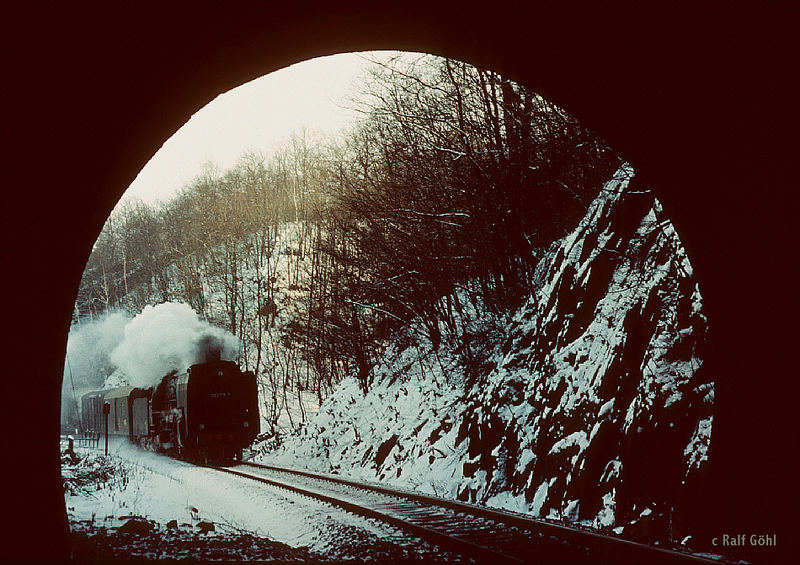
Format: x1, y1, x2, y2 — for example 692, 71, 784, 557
180, 360, 260, 462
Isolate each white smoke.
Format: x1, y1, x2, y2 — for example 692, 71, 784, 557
63, 302, 240, 397
63, 310, 132, 397
109, 302, 240, 388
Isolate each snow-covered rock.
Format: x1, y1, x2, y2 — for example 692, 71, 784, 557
456, 164, 712, 543
256, 164, 713, 546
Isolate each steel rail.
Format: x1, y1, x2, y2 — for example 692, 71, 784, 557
236, 461, 726, 565
211, 463, 521, 564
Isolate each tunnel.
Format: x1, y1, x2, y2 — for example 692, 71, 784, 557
3, 3, 793, 563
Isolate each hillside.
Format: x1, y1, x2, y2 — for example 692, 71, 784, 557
254, 164, 712, 548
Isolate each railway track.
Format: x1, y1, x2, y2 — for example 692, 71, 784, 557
210, 461, 724, 564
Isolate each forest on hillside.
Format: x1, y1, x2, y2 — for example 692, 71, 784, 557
73, 54, 619, 433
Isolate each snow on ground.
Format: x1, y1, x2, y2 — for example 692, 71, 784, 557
252, 346, 471, 501
62, 437, 460, 561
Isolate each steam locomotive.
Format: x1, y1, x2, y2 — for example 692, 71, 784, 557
81, 359, 259, 463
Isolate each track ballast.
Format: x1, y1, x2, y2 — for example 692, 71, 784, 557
210, 461, 723, 564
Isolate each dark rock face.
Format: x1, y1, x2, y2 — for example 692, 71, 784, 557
459, 165, 713, 542
375, 434, 400, 468
117, 518, 154, 534
196, 521, 215, 533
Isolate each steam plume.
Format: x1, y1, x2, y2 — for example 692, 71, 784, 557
63, 303, 240, 395
109, 302, 240, 388
63, 310, 131, 396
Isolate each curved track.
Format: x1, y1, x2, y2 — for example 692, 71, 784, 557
210, 461, 724, 564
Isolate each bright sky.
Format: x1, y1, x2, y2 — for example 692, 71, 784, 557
121, 51, 386, 206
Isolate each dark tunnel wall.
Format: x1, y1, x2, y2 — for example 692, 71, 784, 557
3, 3, 794, 563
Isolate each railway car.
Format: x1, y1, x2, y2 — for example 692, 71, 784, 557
104, 386, 134, 437
129, 387, 151, 438
80, 360, 259, 463
81, 390, 105, 433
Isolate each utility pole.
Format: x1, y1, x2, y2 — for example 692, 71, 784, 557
103, 402, 110, 455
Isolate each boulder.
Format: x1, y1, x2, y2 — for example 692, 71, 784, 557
118, 518, 154, 534
196, 521, 215, 533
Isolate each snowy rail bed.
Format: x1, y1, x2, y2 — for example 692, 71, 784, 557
216, 461, 727, 565
61, 439, 457, 562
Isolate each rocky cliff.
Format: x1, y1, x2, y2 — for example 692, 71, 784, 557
256, 164, 713, 546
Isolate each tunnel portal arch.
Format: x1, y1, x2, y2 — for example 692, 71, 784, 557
5, 4, 792, 563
